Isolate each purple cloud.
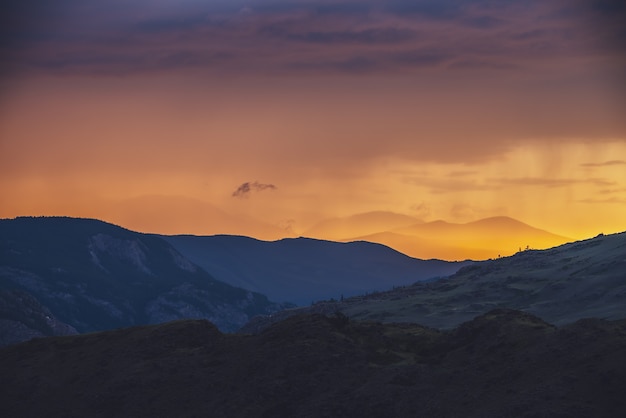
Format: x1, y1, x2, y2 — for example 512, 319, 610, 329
232, 181, 277, 198
3, 0, 623, 77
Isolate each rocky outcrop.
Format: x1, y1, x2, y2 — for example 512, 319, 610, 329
0, 290, 77, 347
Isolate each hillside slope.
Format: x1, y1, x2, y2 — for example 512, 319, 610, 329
342, 231, 626, 328
164, 235, 469, 305
244, 231, 626, 332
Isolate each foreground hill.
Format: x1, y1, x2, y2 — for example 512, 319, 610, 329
164, 235, 468, 305
0, 217, 284, 343
1, 310, 624, 417
343, 216, 571, 260
342, 231, 626, 328
244, 231, 626, 332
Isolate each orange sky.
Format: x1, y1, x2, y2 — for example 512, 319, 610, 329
1, 0, 625, 243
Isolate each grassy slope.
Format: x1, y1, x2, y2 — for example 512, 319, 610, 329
241, 231, 626, 333
339, 232, 626, 328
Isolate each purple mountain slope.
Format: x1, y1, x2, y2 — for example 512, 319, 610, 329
164, 235, 471, 305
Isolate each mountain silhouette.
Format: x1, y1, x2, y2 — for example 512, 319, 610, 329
0, 217, 285, 345
1, 216, 468, 345
164, 234, 469, 305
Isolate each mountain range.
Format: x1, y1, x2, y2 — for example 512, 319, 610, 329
1, 216, 625, 415
3, 216, 624, 346
0, 216, 466, 345
302, 210, 422, 241
163, 234, 468, 305
0, 217, 285, 340
304, 213, 570, 260
104, 206, 571, 261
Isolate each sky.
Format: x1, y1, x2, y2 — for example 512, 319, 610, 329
1, 0, 625, 241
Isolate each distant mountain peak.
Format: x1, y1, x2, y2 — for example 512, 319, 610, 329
467, 216, 528, 227
304, 211, 422, 241
343, 215, 572, 260
425, 219, 451, 226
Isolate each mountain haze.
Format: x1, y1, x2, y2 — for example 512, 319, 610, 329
304, 211, 422, 241
101, 204, 570, 261
344, 216, 570, 260
106, 195, 290, 240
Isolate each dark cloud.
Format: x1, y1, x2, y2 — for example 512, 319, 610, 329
24, 49, 235, 76
2, 0, 624, 82
262, 26, 418, 45
447, 59, 517, 70
384, 0, 463, 19
286, 56, 380, 74
598, 187, 626, 195
2, 0, 624, 178
282, 48, 450, 75
550, 0, 626, 54
461, 15, 504, 29
1, 0, 78, 73
494, 177, 616, 188
448, 170, 480, 177
403, 176, 499, 194
578, 197, 626, 204
580, 160, 626, 167
393, 51, 450, 67
509, 29, 549, 41
134, 16, 216, 34
311, 2, 372, 16
232, 181, 277, 198
331, 56, 379, 73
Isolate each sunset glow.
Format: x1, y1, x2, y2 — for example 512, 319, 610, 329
1, 1, 625, 259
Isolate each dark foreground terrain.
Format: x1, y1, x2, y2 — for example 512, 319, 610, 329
1, 309, 625, 417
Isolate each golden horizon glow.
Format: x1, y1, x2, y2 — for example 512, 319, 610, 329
1, 77, 625, 246
1, 136, 625, 243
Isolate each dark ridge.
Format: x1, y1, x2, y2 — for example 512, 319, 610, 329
1, 310, 625, 417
